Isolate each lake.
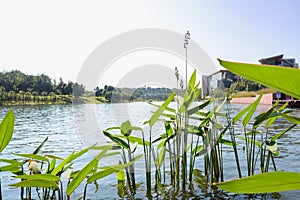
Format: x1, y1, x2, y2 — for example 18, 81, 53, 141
1, 102, 300, 199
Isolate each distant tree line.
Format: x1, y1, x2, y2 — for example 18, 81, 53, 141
94, 85, 174, 103
230, 79, 265, 92
0, 70, 85, 104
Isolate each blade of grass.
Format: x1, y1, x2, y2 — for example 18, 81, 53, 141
215, 171, 300, 193
33, 137, 48, 154
10, 179, 57, 188
149, 93, 175, 127
0, 110, 14, 153
66, 150, 108, 195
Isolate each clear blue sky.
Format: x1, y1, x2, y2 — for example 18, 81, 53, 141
0, 0, 299, 86
173, 0, 300, 62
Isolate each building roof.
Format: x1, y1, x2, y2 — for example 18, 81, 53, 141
259, 54, 284, 65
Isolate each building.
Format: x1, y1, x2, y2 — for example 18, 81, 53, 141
202, 70, 238, 97
202, 54, 298, 99
259, 54, 298, 101
259, 54, 298, 68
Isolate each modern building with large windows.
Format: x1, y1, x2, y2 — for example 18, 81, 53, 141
202, 70, 238, 97
259, 54, 298, 101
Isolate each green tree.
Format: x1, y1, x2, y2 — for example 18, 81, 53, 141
0, 86, 6, 103
41, 91, 48, 102
18, 90, 25, 104
73, 83, 85, 98
32, 91, 39, 102
8, 91, 16, 103
49, 92, 56, 103
25, 91, 32, 102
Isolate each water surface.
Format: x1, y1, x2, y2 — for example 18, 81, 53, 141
0, 103, 299, 199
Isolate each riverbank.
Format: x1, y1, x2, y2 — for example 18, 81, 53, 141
0, 95, 109, 106
0, 95, 156, 106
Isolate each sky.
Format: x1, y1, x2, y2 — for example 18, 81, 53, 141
1, 0, 300, 89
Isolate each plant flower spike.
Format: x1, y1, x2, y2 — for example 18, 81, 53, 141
28, 160, 41, 174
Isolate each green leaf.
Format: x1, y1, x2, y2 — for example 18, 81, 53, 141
149, 93, 175, 127
147, 101, 176, 113
242, 95, 262, 127
33, 137, 48, 154
179, 71, 201, 113
15, 174, 60, 182
187, 99, 212, 116
116, 135, 150, 146
266, 102, 288, 128
0, 110, 15, 153
253, 105, 276, 128
103, 131, 129, 149
10, 179, 58, 188
48, 158, 56, 173
155, 146, 166, 168
218, 59, 300, 99
92, 144, 120, 151
87, 154, 142, 183
232, 103, 252, 124
0, 162, 22, 172
71, 143, 98, 161
0, 158, 21, 164
117, 163, 125, 181
216, 97, 227, 113
212, 122, 223, 130
236, 136, 262, 147
66, 150, 108, 195
271, 124, 297, 141
191, 145, 204, 156
187, 70, 197, 91
182, 88, 201, 113
13, 153, 49, 162
215, 171, 300, 193
45, 154, 64, 160
279, 113, 300, 124
51, 143, 97, 176
120, 120, 132, 136
219, 139, 235, 146
51, 151, 75, 176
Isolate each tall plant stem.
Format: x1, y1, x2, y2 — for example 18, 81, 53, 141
146, 128, 153, 193
226, 104, 242, 178
182, 113, 188, 190
244, 126, 250, 176
217, 142, 224, 182
60, 181, 64, 200
121, 149, 132, 192
141, 130, 149, 184
185, 42, 188, 89
127, 138, 136, 192
250, 128, 256, 175
271, 154, 277, 171
166, 128, 174, 185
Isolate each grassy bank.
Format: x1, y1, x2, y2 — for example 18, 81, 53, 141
229, 88, 276, 99
0, 95, 107, 106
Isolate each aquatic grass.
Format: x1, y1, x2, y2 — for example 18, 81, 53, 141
104, 121, 146, 194
3, 131, 135, 200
